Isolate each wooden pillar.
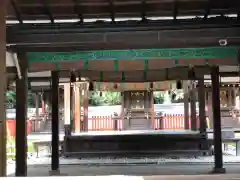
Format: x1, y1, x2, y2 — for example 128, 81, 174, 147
183, 81, 189, 129
78, 85, 82, 132
83, 86, 89, 132
43, 92, 50, 114
228, 89, 232, 106
205, 91, 209, 129
190, 81, 197, 131
41, 92, 46, 114
211, 66, 225, 173
79, 86, 82, 131
15, 53, 28, 176
0, 0, 7, 176
232, 88, 236, 107
123, 91, 130, 130
121, 92, 124, 117
117, 92, 124, 130
198, 78, 207, 134
198, 78, 208, 151
70, 86, 74, 132
63, 83, 71, 135
74, 84, 80, 133
236, 88, 240, 110
151, 91, 154, 129
50, 71, 60, 174
35, 93, 40, 119
80, 88, 84, 131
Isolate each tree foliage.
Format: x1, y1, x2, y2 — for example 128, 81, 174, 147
153, 89, 184, 104
6, 89, 184, 108
6, 91, 35, 108
6, 91, 16, 108
89, 91, 121, 106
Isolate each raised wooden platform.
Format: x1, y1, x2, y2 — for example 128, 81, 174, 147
63, 130, 208, 158
72, 130, 199, 136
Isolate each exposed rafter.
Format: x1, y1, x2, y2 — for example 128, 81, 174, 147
109, 0, 115, 23
7, 18, 240, 51
6, 0, 240, 22
41, 0, 54, 23
72, 0, 84, 23
10, 0, 23, 24
237, 2, 240, 20
173, 1, 178, 21
203, 0, 212, 20
141, 0, 147, 22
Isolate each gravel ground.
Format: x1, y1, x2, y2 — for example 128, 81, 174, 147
7, 150, 240, 166
7, 155, 240, 176
19, 155, 240, 165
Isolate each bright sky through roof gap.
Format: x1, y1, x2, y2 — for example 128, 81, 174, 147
6, 14, 238, 24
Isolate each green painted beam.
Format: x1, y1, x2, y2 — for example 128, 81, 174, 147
27, 46, 238, 63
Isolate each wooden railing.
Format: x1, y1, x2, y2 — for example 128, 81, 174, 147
87, 114, 189, 131
7, 113, 199, 136
88, 116, 123, 131
30, 119, 45, 132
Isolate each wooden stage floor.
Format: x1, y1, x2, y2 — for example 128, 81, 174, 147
28, 130, 200, 142
71, 130, 200, 136
27, 129, 240, 142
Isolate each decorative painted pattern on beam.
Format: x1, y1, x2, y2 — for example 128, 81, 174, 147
92, 81, 175, 91
27, 47, 238, 63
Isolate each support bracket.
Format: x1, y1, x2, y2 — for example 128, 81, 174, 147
11, 53, 22, 80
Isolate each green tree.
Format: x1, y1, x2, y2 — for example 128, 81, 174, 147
6, 91, 35, 108
170, 89, 184, 103
88, 91, 104, 106
88, 91, 121, 106
6, 91, 16, 108
153, 91, 165, 104
27, 92, 35, 108
103, 92, 121, 105
153, 89, 184, 104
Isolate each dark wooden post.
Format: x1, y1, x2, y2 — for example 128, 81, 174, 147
15, 53, 28, 176
83, 88, 89, 132
63, 83, 71, 136
50, 71, 60, 174
190, 81, 197, 131
114, 118, 118, 130
0, 1, 7, 176
198, 78, 208, 152
183, 81, 189, 129
70, 86, 74, 132
211, 66, 225, 173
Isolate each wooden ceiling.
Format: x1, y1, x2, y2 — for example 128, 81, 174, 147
7, 0, 240, 22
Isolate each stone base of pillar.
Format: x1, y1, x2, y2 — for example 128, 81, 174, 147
64, 125, 71, 136
200, 133, 208, 153
200, 139, 208, 152
49, 169, 60, 176
210, 167, 226, 174
236, 141, 240, 156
